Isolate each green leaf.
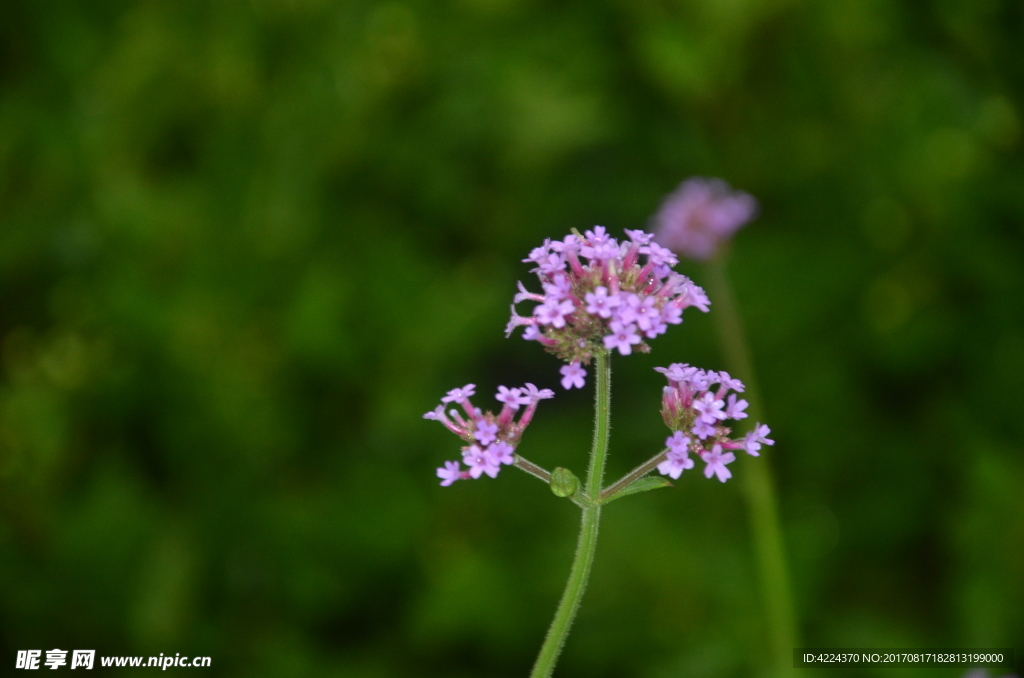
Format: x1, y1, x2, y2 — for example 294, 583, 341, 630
606, 476, 672, 502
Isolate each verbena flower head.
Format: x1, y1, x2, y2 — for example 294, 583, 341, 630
426, 383, 554, 486
652, 178, 758, 261
506, 227, 711, 374
655, 363, 773, 482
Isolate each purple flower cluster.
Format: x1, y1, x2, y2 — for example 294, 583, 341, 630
425, 383, 554, 486
653, 178, 758, 261
655, 363, 773, 482
506, 227, 711, 375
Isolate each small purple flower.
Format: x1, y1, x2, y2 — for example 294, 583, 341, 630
653, 177, 759, 261
542, 273, 573, 301
615, 294, 640, 324
474, 420, 499, 446
657, 448, 695, 479
514, 281, 545, 304
488, 441, 515, 466
584, 286, 620, 318
549, 233, 581, 254
537, 253, 567, 275
660, 303, 683, 326
692, 419, 717, 440
655, 363, 696, 385
743, 424, 774, 456
624, 228, 654, 245
423, 405, 446, 421
441, 384, 476, 403
535, 298, 575, 328
688, 369, 713, 391
724, 394, 749, 420
505, 305, 536, 338
589, 240, 621, 261
496, 385, 529, 410
560, 361, 587, 390
652, 263, 672, 280
436, 460, 463, 486
522, 325, 543, 341
629, 295, 659, 332
643, 316, 668, 339
717, 371, 745, 394
693, 392, 727, 424
463, 445, 501, 479
666, 431, 690, 454
682, 281, 711, 313
523, 382, 556, 403
701, 444, 735, 483
523, 241, 551, 265
603, 321, 642, 355
639, 241, 678, 267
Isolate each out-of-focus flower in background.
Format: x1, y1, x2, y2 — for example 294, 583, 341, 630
652, 177, 759, 260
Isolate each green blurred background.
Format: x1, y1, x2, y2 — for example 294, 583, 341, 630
1, 0, 1022, 676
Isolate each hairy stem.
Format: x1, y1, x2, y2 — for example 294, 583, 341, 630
530, 351, 611, 678
585, 351, 612, 499
705, 251, 798, 678
600, 450, 668, 502
514, 455, 552, 483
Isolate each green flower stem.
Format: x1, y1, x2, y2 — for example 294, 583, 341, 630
705, 252, 798, 678
529, 504, 600, 678
530, 351, 611, 678
600, 450, 669, 502
585, 350, 612, 499
514, 455, 553, 483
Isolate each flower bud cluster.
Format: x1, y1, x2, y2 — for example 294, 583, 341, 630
506, 227, 711, 368
655, 363, 774, 482
425, 383, 554, 486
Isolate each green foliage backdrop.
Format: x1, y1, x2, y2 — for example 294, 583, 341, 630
1, 1, 1022, 676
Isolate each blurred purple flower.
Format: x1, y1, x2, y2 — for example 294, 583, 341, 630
743, 424, 774, 457
653, 177, 758, 260
436, 460, 466, 486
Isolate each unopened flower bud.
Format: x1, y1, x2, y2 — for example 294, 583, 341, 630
550, 467, 580, 498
